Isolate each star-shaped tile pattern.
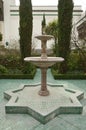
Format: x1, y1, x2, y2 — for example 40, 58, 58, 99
4, 84, 84, 124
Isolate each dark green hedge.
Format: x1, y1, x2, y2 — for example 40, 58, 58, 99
0, 69, 36, 79
51, 69, 86, 79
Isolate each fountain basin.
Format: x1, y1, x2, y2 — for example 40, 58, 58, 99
35, 35, 54, 41
4, 84, 84, 124
24, 57, 64, 68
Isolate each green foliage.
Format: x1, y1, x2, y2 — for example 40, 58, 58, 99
68, 51, 85, 71
0, 55, 21, 70
0, 65, 8, 74
0, 61, 36, 79
51, 44, 58, 55
8, 68, 22, 74
22, 62, 36, 74
51, 69, 86, 79
45, 19, 58, 40
45, 19, 58, 55
51, 63, 59, 72
0, 56, 36, 76
51, 50, 85, 79
19, 0, 33, 62
58, 0, 74, 73
0, 73, 36, 79
0, 46, 36, 78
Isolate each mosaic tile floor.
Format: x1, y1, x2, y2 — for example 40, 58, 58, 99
0, 69, 86, 130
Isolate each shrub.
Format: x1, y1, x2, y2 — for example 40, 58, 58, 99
0, 46, 36, 78
51, 68, 86, 79
22, 62, 36, 74
8, 68, 23, 74
0, 56, 21, 69
0, 65, 8, 74
68, 52, 84, 71
45, 19, 58, 55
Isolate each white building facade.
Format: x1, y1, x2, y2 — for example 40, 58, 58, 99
1, 0, 83, 49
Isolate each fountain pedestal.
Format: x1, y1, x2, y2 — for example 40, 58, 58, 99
25, 35, 64, 96
35, 35, 52, 96
39, 67, 49, 96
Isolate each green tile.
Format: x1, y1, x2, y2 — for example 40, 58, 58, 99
0, 69, 86, 129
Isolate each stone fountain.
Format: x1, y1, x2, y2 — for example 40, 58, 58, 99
4, 34, 84, 124
24, 35, 64, 96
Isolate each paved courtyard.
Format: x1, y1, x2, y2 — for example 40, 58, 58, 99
0, 69, 86, 130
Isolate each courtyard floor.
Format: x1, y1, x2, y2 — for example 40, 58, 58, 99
0, 69, 86, 130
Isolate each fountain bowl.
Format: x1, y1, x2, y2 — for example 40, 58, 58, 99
35, 35, 54, 41
24, 57, 64, 68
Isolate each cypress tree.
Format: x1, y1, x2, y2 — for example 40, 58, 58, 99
58, 0, 74, 73
19, 0, 33, 62
41, 13, 46, 34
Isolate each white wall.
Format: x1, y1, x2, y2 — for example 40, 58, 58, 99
3, 0, 10, 45
3, 3, 83, 49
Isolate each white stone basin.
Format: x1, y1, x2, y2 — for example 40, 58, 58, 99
35, 35, 54, 41
24, 57, 64, 67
